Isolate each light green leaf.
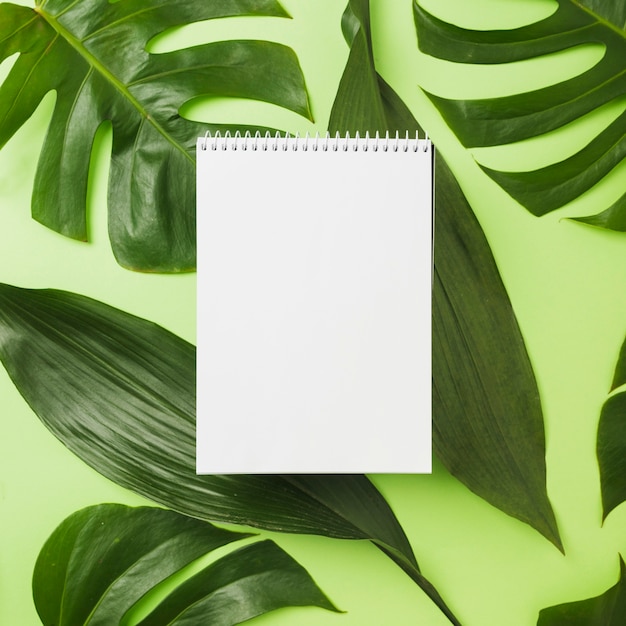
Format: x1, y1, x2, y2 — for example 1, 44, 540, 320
414, 0, 626, 223
0, 283, 418, 586
0, 0, 311, 272
537, 558, 626, 625
32, 504, 337, 626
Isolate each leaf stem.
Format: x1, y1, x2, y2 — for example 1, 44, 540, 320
375, 543, 463, 626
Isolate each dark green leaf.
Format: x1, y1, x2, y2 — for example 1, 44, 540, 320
328, 0, 423, 136
414, 0, 626, 222
0, 0, 312, 272
433, 155, 562, 551
0, 283, 417, 580
330, 0, 561, 553
33, 504, 247, 626
596, 333, 626, 519
328, 0, 561, 620
33, 504, 336, 626
328, 4, 463, 625
574, 190, 626, 231
537, 558, 626, 625
137, 540, 338, 626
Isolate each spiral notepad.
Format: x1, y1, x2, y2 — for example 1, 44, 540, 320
196, 132, 432, 474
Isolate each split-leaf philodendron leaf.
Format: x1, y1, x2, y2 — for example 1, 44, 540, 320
0, 283, 420, 593
596, 333, 626, 519
414, 0, 626, 228
330, 0, 561, 554
0, 0, 312, 272
537, 558, 626, 625
33, 504, 337, 626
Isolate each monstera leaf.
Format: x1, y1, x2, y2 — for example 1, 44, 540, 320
0, 0, 311, 271
596, 332, 626, 519
33, 504, 337, 626
414, 0, 626, 227
537, 558, 626, 625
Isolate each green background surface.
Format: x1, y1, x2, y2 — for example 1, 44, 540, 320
2, 0, 626, 624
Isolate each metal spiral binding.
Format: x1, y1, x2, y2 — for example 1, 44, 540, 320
199, 131, 430, 152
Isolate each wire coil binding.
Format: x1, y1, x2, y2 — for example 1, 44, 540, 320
199, 131, 430, 152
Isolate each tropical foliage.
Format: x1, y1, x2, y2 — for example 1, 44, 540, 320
414, 0, 626, 227
332, 0, 560, 552
0, 0, 311, 271
537, 559, 626, 626
2, 0, 626, 624
32, 504, 337, 626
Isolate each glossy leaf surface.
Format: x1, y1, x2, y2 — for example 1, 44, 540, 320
0, 283, 417, 575
537, 558, 626, 625
597, 332, 626, 518
32, 504, 336, 626
137, 539, 338, 626
0, 0, 311, 271
414, 0, 626, 224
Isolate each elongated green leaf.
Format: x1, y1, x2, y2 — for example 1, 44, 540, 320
596, 332, 626, 519
537, 558, 626, 625
433, 156, 562, 551
414, 0, 626, 223
0, 283, 417, 581
0, 0, 311, 272
327, 1, 561, 622
33, 504, 336, 626
328, 0, 423, 136
330, 0, 560, 551
326, 6, 465, 626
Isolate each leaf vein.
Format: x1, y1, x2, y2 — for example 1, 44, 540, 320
38, 7, 194, 167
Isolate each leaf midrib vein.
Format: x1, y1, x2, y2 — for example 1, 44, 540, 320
434, 264, 537, 497
35, 6, 194, 166
570, 0, 626, 40
7, 294, 192, 420
127, 62, 236, 87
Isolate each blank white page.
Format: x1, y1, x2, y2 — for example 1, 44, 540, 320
196, 134, 432, 474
